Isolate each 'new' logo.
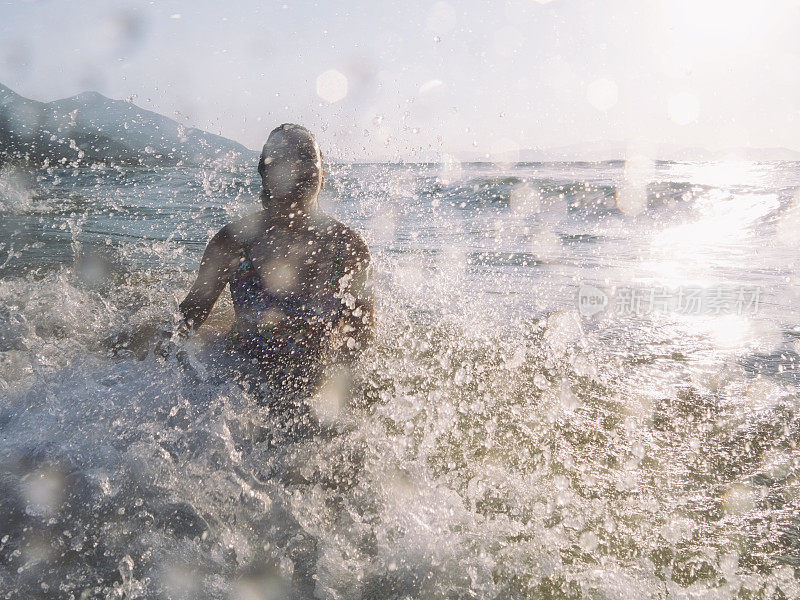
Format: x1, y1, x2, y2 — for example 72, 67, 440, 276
577, 285, 608, 316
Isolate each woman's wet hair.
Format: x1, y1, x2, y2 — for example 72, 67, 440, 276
258, 124, 323, 210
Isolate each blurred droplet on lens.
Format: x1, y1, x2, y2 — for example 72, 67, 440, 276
426, 2, 457, 35
543, 311, 583, 353
775, 190, 800, 246
21, 465, 64, 517
616, 154, 653, 216
722, 483, 755, 515
418, 79, 444, 96
74, 247, 116, 288
489, 137, 519, 166
509, 182, 541, 215
439, 153, 462, 186
530, 229, 561, 261
586, 78, 618, 111
615, 182, 646, 216
316, 69, 348, 103
0, 38, 31, 75
101, 9, 147, 56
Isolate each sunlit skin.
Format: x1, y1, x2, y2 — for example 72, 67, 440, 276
179, 124, 375, 373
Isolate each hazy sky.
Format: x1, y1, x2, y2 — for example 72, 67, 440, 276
2, 0, 800, 160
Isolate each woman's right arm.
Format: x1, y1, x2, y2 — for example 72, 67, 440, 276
179, 225, 240, 333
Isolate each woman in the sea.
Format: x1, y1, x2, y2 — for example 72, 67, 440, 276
176, 124, 375, 399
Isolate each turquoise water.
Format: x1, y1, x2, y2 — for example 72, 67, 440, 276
0, 160, 799, 598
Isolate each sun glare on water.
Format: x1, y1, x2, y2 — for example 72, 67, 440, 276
642, 162, 778, 287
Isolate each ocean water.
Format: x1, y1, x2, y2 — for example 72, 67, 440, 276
0, 159, 799, 599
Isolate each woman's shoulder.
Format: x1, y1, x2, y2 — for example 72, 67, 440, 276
313, 214, 370, 258
221, 211, 268, 246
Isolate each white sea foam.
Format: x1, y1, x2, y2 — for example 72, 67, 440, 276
0, 161, 798, 597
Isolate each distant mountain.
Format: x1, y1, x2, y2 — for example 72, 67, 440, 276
703, 147, 800, 162
456, 140, 800, 163
0, 83, 256, 167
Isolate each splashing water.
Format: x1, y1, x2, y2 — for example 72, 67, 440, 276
1, 160, 799, 598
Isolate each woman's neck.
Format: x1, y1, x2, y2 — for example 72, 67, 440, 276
260, 190, 318, 225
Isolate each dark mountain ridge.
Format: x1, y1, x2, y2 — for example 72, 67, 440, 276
0, 84, 256, 167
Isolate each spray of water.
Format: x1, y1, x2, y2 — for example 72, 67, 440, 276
0, 160, 799, 598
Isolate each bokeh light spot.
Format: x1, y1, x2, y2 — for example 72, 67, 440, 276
489, 137, 519, 165
316, 69, 348, 104
776, 189, 800, 246
586, 78, 618, 111
426, 2, 457, 34
419, 79, 444, 95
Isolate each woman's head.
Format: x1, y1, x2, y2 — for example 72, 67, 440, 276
258, 124, 323, 212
